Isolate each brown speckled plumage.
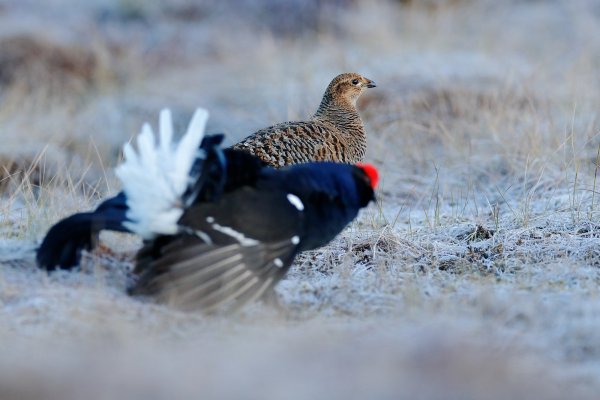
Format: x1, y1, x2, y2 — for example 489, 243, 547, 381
231, 72, 376, 167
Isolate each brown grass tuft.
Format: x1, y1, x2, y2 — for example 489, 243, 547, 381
0, 35, 99, 95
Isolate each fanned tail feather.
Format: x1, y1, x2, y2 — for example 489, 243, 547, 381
115, 108, 209, 239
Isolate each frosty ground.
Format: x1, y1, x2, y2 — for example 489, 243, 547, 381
1, 1, 600, 399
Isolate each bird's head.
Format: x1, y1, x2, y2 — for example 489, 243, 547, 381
353, 163, 379, 205
356, 163, 379, 189
325, 72, 376, 108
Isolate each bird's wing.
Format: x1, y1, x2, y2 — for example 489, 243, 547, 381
130, 186, 304, 313
130, 235, 297, 313
232, 121, 343, 166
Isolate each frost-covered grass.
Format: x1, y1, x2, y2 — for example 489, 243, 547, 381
2, 0, 600, 399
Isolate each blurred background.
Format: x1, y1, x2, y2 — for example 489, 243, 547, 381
2, 0, 599, 190
1, 1, 600, 399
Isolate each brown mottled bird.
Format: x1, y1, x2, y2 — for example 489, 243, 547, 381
231, 72, 376, 167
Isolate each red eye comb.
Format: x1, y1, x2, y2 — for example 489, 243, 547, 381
356, 163, 379, 189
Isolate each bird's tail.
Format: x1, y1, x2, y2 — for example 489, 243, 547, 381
36, 193, 130, 271
37, 108, 225, 271
115, 108, 210, 239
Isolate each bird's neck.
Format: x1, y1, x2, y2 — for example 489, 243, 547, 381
312, 95, 367, 162
312, 95, 364, 132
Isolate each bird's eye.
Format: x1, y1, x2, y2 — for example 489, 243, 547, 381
351, 79, 360, 85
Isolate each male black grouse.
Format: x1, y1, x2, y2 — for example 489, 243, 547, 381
37, 109, 378, 312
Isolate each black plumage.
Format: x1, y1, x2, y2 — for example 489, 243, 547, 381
129, 150, 377, 312
36, 192, 130, 270
36, 132, 378, 312
36, 134, 231, 271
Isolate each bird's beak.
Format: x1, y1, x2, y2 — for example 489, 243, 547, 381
365, 79, 376, 88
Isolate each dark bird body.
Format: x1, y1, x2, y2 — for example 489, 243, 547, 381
131, 152, 377, 312
232, 72, 376, 167
37, 128, 378, 312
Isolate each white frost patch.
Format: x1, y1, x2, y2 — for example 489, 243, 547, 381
291, 236, 300, 245
212, 223, 259, 246
286, 194, 304, 211
274, 258, 284, 268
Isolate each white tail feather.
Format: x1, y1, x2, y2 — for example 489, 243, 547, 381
115, 108, 209, 239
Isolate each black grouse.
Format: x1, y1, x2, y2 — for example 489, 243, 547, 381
36, 109, 378, 311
